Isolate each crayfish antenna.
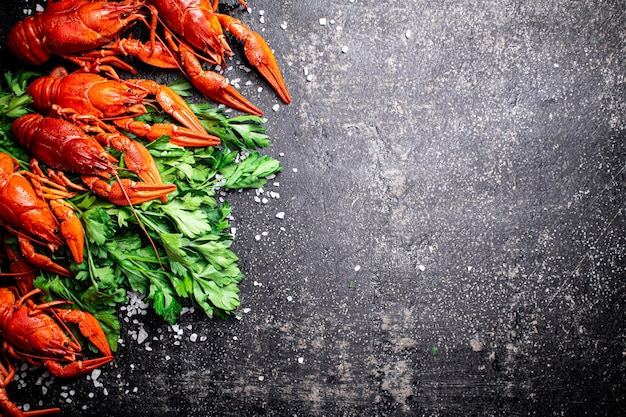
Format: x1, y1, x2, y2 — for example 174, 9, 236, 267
112, 171, 165, 271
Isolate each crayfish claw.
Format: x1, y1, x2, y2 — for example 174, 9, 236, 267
53, 309, 112, 357
217, 14, 291, 104
179, 45, 263, 115
95, 131, 164, 187
115, 119, 221, 147
48, 200, 84, 265
151, 83, 210, 134
82, 176, 177, 205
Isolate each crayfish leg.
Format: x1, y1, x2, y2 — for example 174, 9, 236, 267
0, 354, 62, 416
17, 236, 72, 278
128, 79, 209, 134
44, 356, 113, 379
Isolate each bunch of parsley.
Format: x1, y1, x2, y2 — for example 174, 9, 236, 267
0, 72, 281, 350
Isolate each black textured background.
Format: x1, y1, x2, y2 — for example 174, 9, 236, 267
0, 0, 625, 416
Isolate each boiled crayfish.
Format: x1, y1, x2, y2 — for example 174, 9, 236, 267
0, 286, 113, 378
0, 249, 112, 416
27, 66, 220, 147
150, 0, 291, 107
11, 114, 177, 206
6, 0, 160, 72
0, 153, 83, 277
7, 0, 291, 115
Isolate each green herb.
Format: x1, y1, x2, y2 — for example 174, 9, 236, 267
0, 70, 282, 348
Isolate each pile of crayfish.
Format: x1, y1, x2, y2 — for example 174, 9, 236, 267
7, 0, 291, 115
0, 0, 292, 415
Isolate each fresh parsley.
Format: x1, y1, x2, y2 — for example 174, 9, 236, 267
0, 70, 282, 348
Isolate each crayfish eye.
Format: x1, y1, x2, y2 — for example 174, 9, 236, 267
64, 341, 70, 347
121, 12, 130, 19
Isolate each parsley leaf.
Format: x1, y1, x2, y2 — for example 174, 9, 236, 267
0, 70, 283, 344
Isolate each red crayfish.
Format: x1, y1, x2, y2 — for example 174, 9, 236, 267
7, 0, 291, 115
0, 249, 113, 416
151, 0, 292, 106
11, 114, 177, 206
27, 66, 220, 147
0, 153, 83, 277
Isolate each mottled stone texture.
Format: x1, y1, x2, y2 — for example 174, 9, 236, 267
1, 0, 625, 415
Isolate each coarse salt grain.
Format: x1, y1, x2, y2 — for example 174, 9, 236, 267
272, 104, 280, 112
137, 328, 149, 344
319, 17, 327, 26
276, 212, 285, 219
91, 369, 101, 381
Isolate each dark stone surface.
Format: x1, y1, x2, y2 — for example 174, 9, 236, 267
1, 0, 625, 416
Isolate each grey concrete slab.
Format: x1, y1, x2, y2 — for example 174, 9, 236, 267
0, 0, 625, 416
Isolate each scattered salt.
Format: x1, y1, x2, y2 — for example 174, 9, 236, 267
319, 17, 327, 26
91, 369, 101, 381
137, 328, 149, 344
276, 212, 285, 219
